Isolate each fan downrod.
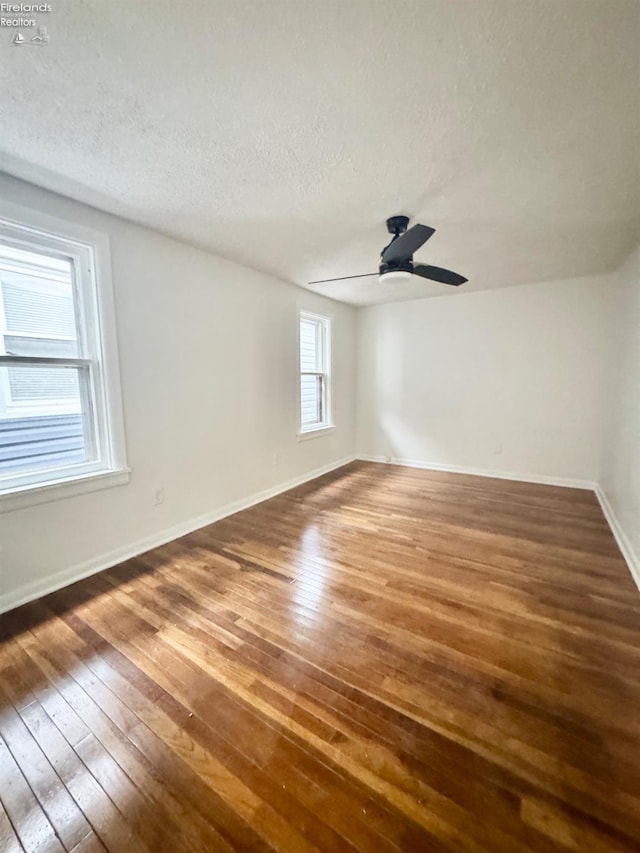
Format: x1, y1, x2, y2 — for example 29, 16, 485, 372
386, 215, 410, 236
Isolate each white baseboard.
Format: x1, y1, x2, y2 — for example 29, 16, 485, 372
356, 454, 596, 490
0, 454, 356, 616
595, 486, 640, 592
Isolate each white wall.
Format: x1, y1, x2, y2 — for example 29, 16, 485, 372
0, 174, 357, 613
599, 245, 640, 581
357, 275, 613, 485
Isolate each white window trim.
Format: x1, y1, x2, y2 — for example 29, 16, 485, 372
298, 308, 334, 437
297, 424, 336, 442
0, 199, 129, 512
0, 467, 131, 513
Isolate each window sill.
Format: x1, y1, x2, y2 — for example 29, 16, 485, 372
0, 467, 131, 513
297, 425, 336, 442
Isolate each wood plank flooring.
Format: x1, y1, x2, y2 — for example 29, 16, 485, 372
1, 460, 640, 852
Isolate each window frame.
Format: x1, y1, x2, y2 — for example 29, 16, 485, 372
0, 200, 129, 511
298, 309, 333, 438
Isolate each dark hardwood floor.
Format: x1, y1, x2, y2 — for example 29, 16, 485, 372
1, 460, 640, 852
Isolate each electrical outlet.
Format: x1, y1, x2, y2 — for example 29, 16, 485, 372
153, 488, 164, 506
273, 452, 280, 466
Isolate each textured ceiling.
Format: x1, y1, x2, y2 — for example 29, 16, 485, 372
0, 0, 638, 305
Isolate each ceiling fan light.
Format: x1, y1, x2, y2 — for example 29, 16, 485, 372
379, 269, 412, 285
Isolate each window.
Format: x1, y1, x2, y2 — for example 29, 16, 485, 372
0, 206, 128, 507
299, 311, 332, 434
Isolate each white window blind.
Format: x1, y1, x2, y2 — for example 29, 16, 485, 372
8, 365, 79, 401
299, 311, 331, 433
3, 279, 76, 337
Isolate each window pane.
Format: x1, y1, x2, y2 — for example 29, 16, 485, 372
8, 365, 79, 400
0, 244, 78, 357
0, 365, 89, 477
301, 374, 322, 426
300, 320, 320, 372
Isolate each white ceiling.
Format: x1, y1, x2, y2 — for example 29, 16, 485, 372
0, 0, 638, 306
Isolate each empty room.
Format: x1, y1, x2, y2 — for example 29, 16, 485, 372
0, 1, 639, 851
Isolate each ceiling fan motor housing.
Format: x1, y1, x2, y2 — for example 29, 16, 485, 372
379, 259, 413, 275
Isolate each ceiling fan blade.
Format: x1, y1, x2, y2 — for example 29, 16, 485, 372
413, 264, 467, 286
308, 272, 378, 285
382, 224, 435, 264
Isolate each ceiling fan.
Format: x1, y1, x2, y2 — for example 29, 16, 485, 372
309, 216, 467, 288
